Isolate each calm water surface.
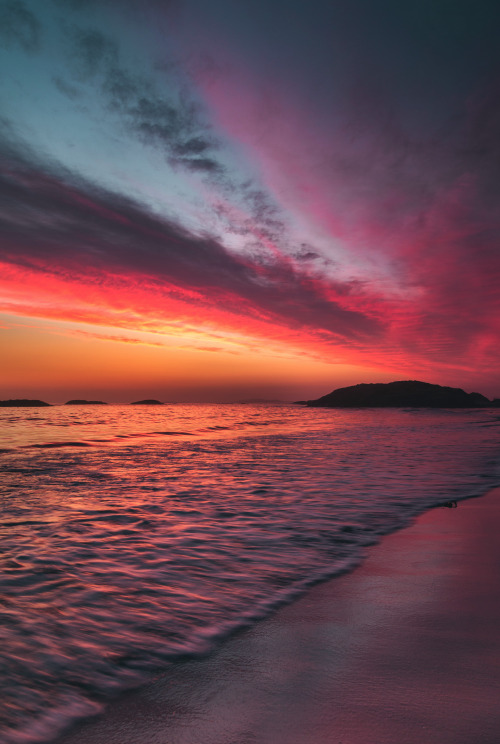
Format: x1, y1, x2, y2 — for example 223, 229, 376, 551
1, 404, 499, 743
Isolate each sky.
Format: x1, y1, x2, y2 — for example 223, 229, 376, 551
1, 0, 499, 402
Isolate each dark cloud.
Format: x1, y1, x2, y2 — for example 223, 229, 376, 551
52, 75, 81, 99
0, 0, 40, 52
55, 21, 293, 246
176, 156, 221, 172
0, 138, 381, 342
69, 26, 118, 79
294, 246, 322, 262
172, 136, 214, 156
240, 184, 285, 241
59, 24, 227, 179
102, 66, 142, 107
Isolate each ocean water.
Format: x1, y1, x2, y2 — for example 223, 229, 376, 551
1, 403, 499, 743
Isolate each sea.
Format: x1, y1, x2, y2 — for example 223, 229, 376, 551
1, 403, 499, 743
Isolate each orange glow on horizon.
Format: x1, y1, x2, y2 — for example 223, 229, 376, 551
2, 251, 499, 402
1, 310, 397, 403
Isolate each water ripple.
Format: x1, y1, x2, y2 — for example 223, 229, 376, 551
0, 406, 499, 743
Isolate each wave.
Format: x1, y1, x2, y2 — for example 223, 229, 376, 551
1, 407, 499, 743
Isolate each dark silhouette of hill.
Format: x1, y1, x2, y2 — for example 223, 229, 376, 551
65, 400, 107, 405
130, 399, 163, 405
0, 399, 51, 407
307, 381, 494, 408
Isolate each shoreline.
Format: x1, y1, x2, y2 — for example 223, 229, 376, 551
54, 486, 500, 744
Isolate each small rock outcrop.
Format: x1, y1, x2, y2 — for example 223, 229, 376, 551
307, 381, 493, 408
130, 399, 163, 405
0, 399, 51, 407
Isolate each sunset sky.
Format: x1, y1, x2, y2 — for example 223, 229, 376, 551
1, 0, 499, 402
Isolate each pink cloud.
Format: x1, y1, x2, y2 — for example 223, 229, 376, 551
191, 61, 500, 386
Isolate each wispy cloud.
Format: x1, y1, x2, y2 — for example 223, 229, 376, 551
0, 135, 383, 353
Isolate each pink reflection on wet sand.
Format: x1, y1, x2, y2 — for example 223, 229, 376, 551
54, 488, 500, 744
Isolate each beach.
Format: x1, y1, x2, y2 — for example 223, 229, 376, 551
54, 486, 500, 744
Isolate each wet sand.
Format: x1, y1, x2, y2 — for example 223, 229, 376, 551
56, 487, 500, 744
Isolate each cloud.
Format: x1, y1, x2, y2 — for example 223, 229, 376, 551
196, 36, 500, 366
0, 0, 40, 52
52, 75, 81, 99
56, 19, 290, 244
69, 26, 118, 79
58, 24, 225, 179
0, 136, 382, 356
70, 330, 166, 347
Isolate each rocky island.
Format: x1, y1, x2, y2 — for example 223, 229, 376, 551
306, 380, 498, 408
130, 399, 164, 405
0, 399, 51, 407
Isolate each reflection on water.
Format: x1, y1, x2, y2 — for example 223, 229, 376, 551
0, 405, 499, 744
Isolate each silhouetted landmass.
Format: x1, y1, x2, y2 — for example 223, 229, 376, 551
130, 399, 163, 405
0, 399, 51, 407
65, 400, 107, 405
492, 399, 500, 408
307, 381, 494, 408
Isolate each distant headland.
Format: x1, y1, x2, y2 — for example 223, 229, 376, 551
1, 384, 498, 408
305, 381, 500, 408
130, 399, 164, 405
0, 399, 51, 407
